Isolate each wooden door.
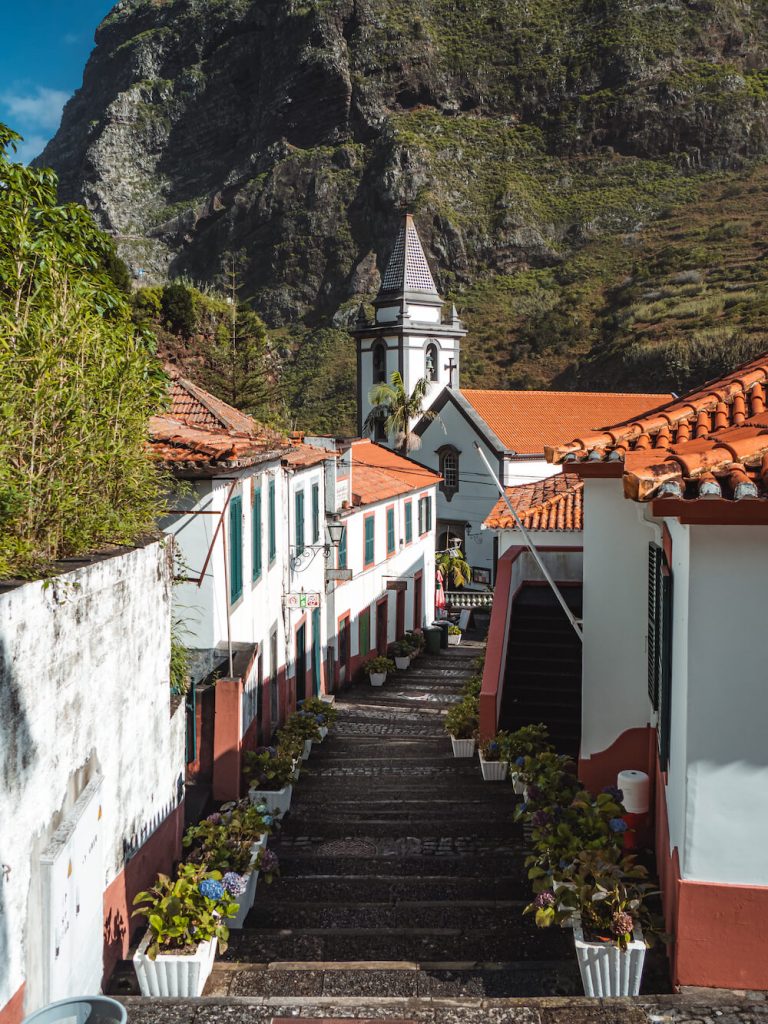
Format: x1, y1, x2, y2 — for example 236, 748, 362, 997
295, 623, 307, 703
396, 588, 406, 639
376, 599, 389, 655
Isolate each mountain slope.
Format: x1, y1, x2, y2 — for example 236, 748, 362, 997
40, 0, 768, 398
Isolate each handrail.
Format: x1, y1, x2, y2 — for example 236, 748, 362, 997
473, 442, 583, 641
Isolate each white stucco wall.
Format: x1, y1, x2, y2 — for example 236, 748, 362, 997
0, 540, 183, 1014
497, 528, 583, 555
580, 479, 657, 758
503, 458, 561, 486
673, 524, 768, 885
328, 487, 437, 668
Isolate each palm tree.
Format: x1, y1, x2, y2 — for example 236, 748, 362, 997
363, 371, 436, 455
437, 548, 472, 588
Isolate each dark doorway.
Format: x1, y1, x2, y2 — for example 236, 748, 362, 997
413, 571, 423, 629
338, 614, 350, 687
376, 599, 389, 655
396, 588, 406, 639
296, 623, 307, 704
311, 607, 321, 696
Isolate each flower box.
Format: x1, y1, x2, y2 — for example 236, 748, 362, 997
510, 771, 526, 795
249, 783, 292, 818
450, 735, 476, 757
223, 869, 258, 929
301, 739, 312, 761
133, 931, 217, 998
479, 755, 508, 781
369, 671, 387, 686
448, 632, 462, 647
572, 918, 646, 997
318, 725, 328, 741
394, 655, 410, 670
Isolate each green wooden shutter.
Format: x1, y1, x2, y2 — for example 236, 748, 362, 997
405, 502, 413, 543
658, 564, 673, 772
364, 515, 375, 565
425, 496, 432, 532
268, 478, 276, 562
359, 608, 370, 656
229, 494, 243, 602
252, 488, 262, 581
295, 490, 305, 554
648, 543, 662, 710
312, 483, 320, 543
387, 507, 395, 554
417, 499, 424, 535
338, 526, 347, 569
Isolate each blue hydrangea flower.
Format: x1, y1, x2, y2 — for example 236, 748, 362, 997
487, 741, 499, 755
515, 756, 525, 767
602, 786, 624, 802
222, 872, 248, 898
260, 849, 279, 873
609, 817, 629, 833
316, 714, 326, 724
262, 814, 273, 826
199, 879, 225, 900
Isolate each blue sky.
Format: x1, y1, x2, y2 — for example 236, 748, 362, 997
1, 1, 114, 163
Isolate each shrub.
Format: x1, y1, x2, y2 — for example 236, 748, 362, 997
363, 655, 395, 675
243, 747, 297, 791
444, 696, 478, 739
161, 282, 197, 335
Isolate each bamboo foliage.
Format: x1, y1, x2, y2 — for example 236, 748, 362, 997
0, 124, 168, 577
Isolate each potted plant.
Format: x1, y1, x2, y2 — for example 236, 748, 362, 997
245, 746, 296, 816
507, 724, 554, 794
447, 623, 462, 646
525, 850, 660, 997
479, 732, 510, 781
390, 641, 411, 671
280, 710, 322, 760
299, 696, 339, 740
404, 630, 425, 659
132, 863, 238, 996
444, 696, 478, 756
363, 654, 394, 687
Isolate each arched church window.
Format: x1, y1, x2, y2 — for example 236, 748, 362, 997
373, 342, 387, 384
425, 342, 438, 382
437, 445, 460, 501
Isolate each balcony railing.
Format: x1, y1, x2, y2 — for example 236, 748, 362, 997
445, 591, 493, 609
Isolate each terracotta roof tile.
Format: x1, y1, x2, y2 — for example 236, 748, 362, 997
282, 443, 335, 469
167, 369, 280, 440
349, 440, 441, 505
460, 389, 672, 454
484, 473, 584, 531
148, 415, 286, 468
546, 351, 768, 504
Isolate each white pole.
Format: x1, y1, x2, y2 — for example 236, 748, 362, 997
472, 442, 583, 641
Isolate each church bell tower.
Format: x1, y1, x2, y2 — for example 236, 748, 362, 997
352, 213, 466, 442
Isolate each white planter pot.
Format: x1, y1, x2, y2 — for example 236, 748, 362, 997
572, 918, 646, 997
394, 656, 410, 670
318, 726, 328, 741
224, 868, 259, 929
448, 633, 462, 646
133, 931, 217, 998
450, 735, 476, 758
510, 771, 526, 795
479, 756, 508, 781
369, 672, 387, 686
249, 783, 293, 818
301, 739, 312, 761
291, 757, 301, 781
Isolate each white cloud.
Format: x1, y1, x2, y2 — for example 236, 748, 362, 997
0, 86, 70, 131
63, 32, 81, 45
13, 134, 48, 166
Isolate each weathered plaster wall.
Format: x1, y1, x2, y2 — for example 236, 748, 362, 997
0, 540, 182, 1018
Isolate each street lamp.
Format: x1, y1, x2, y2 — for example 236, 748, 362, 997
290, 520, 346, 571
327, 521, 345, 547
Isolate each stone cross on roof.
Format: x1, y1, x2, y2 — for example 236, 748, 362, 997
377, 212, 441, 302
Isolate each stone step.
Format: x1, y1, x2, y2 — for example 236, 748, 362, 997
298, 763, 488, 782
221, 922, 575, 963
277, 818, 519, 839
208, 961, 582, 998
259, 874, 529, 903
246, 899, 526, 930
271, 850, 527, 876
290, 795, 511, 815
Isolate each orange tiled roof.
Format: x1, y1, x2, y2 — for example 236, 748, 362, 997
149, 415, 287, 467
460, 389, 672, 455
282, 443, 335, 469
167, 369, 280, 439
349, 440, 441, 505
484, 473, 584, 531
546, 351, 768, 504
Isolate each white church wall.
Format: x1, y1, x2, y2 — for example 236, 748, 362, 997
503, 458, 561, 486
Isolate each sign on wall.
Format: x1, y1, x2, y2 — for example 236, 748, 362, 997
40, 775, 104, 1003
283, 592, 321, 609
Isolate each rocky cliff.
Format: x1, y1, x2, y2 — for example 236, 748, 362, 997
41, 0, 768, 393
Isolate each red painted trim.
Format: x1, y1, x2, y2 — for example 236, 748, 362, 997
652, 497, 768, 525
213, 676, 244, 800
578, 725, 654, 794
0, 986, 24, 1024
363, 511, 375, 567
103, 801, 184, 987
662, 521, 673, 565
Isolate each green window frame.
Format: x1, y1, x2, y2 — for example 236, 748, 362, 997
425, 495, 432, 532
252, 487, 262, 581
405, 500, 413, 544
229, 494, 243, 603
312, 482, 320, 543
295, 489, 305, 555
338, 524, 347, 569
386, 506, 395, 555
364, 513, 375, 567
268, 478, 276, 563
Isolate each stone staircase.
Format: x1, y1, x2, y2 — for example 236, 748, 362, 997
213, 641, 582, 1000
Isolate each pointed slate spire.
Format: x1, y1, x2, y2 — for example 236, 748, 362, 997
377, 212, 441, 302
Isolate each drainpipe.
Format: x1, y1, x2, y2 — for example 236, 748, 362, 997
472, 442, 583, 641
